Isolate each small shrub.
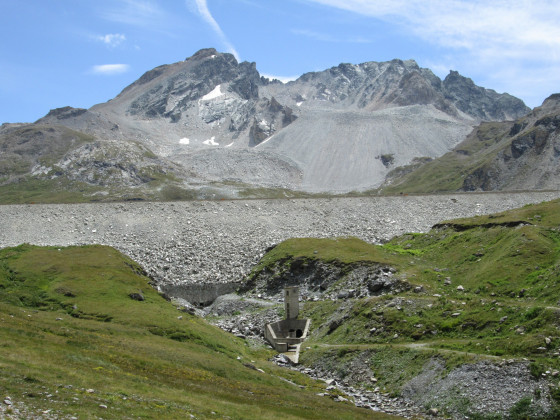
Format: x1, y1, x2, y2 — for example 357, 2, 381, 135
529, 362, 546, 379
337, 348, 349, 358
524, 307, 544, 321
509, 396, 532, 420
549, 385, 560, 403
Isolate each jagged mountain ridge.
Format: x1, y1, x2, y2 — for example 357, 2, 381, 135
8, 48, 530, 197
380, 94, 560, 193
262, 59, 527, 120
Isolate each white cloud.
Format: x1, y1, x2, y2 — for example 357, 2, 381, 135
91, 64, 130, 75
189, 0, 240, 60
96, 33, 126, 48
305, 0, 560, 59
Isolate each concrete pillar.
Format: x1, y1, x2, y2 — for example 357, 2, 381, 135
284, 286, 299, 319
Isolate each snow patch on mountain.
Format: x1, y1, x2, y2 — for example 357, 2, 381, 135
203, 137, 219, 146
201, 85, 223, 101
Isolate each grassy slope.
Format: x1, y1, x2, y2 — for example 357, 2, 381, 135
253, 200, 560, 407
0, 178, 201, 204
0, 244, 393, 419
253, 237, 400, 268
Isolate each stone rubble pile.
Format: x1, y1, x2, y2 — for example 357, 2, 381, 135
206, 294, 281, 344
273, 354, 425, 418
2, 192, 559, 294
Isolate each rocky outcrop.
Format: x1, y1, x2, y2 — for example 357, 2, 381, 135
0, 124, 93, 183
461, 94, 560, 191
402, 359, 553, 419
296, 350, 555, 419
0, 123, 188, 197
50, 140, 182, 188
240, 257, 409, 300
249, 97, 297, 146
40, 106, 88, 121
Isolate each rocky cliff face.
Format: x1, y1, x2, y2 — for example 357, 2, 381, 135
442, 71, 530, 121
122, 48, 261, 122
10, 48, 533, 197
462, 94, 560, 191
240, 256, 408, 300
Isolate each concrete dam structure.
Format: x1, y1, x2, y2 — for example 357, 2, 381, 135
265, 286, 311, 361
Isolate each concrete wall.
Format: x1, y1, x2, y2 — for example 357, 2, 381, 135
161, 282, 238, 307
265, 319, 311, 352
265, 324, 288, 352
284, 286, 299, 319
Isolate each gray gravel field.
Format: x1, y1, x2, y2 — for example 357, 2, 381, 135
1, 192, 559, 289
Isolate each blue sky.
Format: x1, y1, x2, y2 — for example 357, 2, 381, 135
1, 0, 559, 124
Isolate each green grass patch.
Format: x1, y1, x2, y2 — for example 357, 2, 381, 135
0, 244, 392, 419
252, 237, 400, 270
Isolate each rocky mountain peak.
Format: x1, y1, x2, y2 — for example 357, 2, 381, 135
188, 47, 219, 61
285, 58, 527, 122
388, 58, 420, 72
443, 71, 530, 121
109, 49, 262, 122
538, 93, 560, 112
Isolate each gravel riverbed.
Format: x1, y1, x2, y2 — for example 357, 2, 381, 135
1, 192, 559, 291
